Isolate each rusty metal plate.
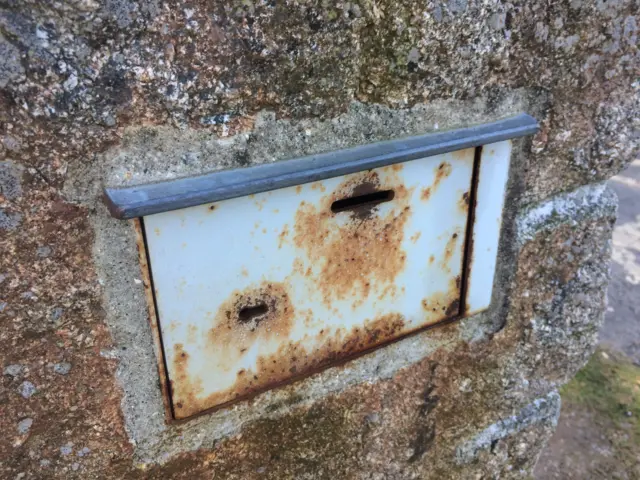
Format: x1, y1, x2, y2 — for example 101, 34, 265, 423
143, 148, 475, 419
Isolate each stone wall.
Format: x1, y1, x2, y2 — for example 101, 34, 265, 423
0, 1, 638, 478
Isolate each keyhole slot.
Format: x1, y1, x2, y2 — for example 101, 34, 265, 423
238, 303, 269, 323
331, 189, 395, 214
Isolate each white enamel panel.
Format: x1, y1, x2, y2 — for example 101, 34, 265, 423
143, 149, 475, 418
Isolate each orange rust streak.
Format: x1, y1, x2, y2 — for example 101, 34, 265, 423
172, 343, 204, 413
421, 276, 462, 323
440, 232, 460, 272
175, 314, 406, 419
293, 171, 412, 309
382, 164, 404, 173
420, 161, 453, 202
433, 161, 452, 189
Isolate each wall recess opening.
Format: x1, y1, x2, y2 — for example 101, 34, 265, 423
106, 114, 538, 420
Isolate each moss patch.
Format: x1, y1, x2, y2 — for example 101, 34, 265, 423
548, 347, 640, 477
561, 348, 640, 440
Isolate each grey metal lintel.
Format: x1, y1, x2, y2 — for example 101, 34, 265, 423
104, 113, 538, 219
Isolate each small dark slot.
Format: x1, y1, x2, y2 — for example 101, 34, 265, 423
331, 190, 395, 213
238, 303, 269, 323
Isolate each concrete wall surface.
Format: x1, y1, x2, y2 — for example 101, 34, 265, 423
0, 0, 638, 478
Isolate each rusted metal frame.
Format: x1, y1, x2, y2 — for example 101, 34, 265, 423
458, 146, 483, 316
104, 114, 538, 219
133, 218, 176, 421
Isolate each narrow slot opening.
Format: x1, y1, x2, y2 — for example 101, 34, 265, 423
238, 303, 269, 323
331, 189, 395, 213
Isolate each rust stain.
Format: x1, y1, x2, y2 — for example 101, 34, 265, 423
410, 232, 422, 244
420, 277, 462, 323
292, 257, 304, 275
278, 224, 290, 248
207, 204, 216, 213
207, 282, 295, 356
171, 281, 298, 416
420, 161, 453, 202
302, 309, 315, 328
173, 313, 406, 418
241, 267, 249, 277
295, 185, 302, 194
459, 191, 470, 212
452, 148, 474, 161
172, 343, 204, 412
254, 198, 267, 211
154, 227, 161, 236
444, 298, 461, 317
186, 324, 198, 343
440, 231, 460, 272
293, 171, 412, 308
383, 164, 404, 173
433, 161, 452, 189
429, 255, 435, 265
376, 284, 399, 302
310, 182, 326, 192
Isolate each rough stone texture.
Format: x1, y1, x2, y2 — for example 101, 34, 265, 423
0, 0, 637, 201
0, 0, 633, 477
